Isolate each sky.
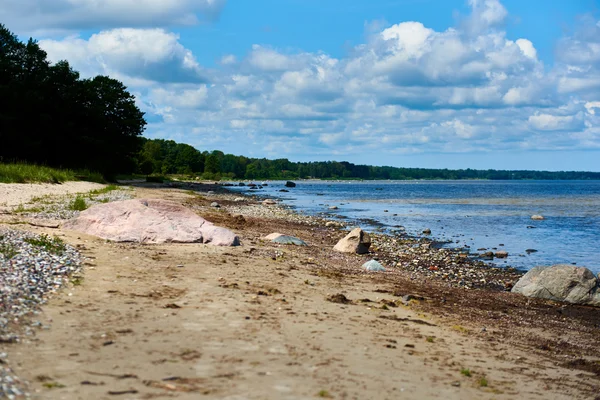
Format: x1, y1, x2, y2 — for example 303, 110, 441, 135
3, 0, 600, 171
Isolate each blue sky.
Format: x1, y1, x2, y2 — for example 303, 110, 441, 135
3, 0, 600, 171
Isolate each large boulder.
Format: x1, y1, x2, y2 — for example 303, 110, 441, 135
511, 265, 600, 306
285, 181, 296, 188
333, 228, 371, 254
64, 198, 240, 246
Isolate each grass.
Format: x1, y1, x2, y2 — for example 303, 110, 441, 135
0, 237, 18, 259
13, 204, 43, 214
42, 382, 65, 389
478, 377, 488, 387
460, 368, 472, 377
23, 234, 66, 255
0, 162, 105, 184
87, 184, 119, 196
317, 390, 333, 398
426, 336, 435, 343
452, 325, 471, 334
0, 163, 76, 183
69, 196, 88, 211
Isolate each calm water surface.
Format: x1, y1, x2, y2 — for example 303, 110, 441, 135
232, 181, 600, 273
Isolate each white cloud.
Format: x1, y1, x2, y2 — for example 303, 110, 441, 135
528, 113, 583, 131
464, 0, 508, 35
40, 29, 207, 83
2, 0, 226, 33
516, 39, 537, 59
585, 101, 600, 115
25, 1, 600, 160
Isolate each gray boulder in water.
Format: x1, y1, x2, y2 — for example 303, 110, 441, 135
64, 198, 240, 246
511, 264, 600, 306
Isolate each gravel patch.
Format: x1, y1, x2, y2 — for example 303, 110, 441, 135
0, 228, 83, 398
14, 189, 134, 220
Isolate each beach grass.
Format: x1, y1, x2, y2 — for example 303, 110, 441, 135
0, 163, 105, 184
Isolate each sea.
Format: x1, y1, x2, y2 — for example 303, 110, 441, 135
229, 180, 600, 273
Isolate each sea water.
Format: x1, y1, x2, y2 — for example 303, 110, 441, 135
232, 180, 600, 273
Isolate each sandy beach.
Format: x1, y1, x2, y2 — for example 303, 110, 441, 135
1, 182, 599, 399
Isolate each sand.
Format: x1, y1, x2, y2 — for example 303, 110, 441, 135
1, 182, 599, 399
0, 182, 106, 207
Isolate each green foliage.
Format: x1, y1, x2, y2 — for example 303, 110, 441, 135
0, 163, 77, 183
88, 184, 119, 195
478, 377, 488, 387
69, 196, 87, 211
460, 368, 472, 377
23, 234, 66, 255
0, 24, 146, 177
132, 138, 600, 181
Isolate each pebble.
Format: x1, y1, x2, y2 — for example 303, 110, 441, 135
1, 228, 83, 398
15, 190, 133, 220
0, 189, 126, 398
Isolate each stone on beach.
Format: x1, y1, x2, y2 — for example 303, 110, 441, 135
511, 264, 600, 306
63, 198, 240, 246
264, 233, 307, 246
262, 199, 277, 205
495, 251, 508, 258
333, 228, 371, 254
362, 260, 385, 272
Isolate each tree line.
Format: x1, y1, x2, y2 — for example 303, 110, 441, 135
136, 138, 600, 180
0, 24, 146, 178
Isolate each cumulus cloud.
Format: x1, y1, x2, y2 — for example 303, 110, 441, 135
29, 1, 600, 160
528, 113, 584, 131
555, 15, 600, 96
40, 29, 207, 83
1, 0, 226, 33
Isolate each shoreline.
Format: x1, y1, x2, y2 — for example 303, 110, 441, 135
225, 179, 599, 273
1, 181, 599, 398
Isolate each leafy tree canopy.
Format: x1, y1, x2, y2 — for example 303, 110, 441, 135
0, 23, 146, 177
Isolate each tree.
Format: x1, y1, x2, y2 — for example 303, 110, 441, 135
0, 24, 146, 177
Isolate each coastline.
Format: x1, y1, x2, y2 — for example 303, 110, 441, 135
1, 181, 599, 398
228, 179, 600, 273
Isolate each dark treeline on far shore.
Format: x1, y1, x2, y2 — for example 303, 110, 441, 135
137, 138, 600, 181
2, 23, 598, 182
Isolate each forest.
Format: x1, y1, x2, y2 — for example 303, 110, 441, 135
136, 138, 600, 181
2, 23, 598, 182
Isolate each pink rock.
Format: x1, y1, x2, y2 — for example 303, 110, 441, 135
63, 198, 240, 246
